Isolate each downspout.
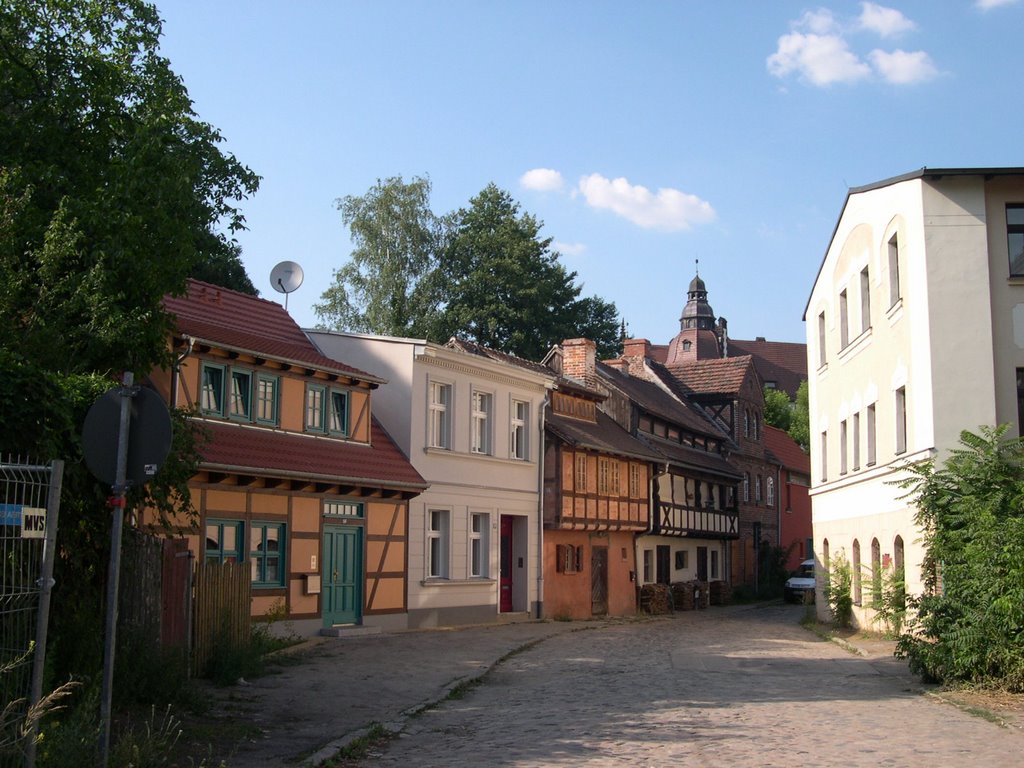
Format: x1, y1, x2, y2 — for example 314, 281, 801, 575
536, 391, 550, 618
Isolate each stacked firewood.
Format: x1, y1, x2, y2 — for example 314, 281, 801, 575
671, 580, 711, 610
639, 583, 673, 614
709, 580, 731, 605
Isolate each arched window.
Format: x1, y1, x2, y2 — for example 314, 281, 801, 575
894, 535, 906, 611
852, 539, 862, 606
871, 538, 882, 606
755, 475, 762, 503
744, 409, 750, 438
742, 473, 750, 502
766, 476, 775, 506
752, 413, 759, 441
822, 538, 830, 575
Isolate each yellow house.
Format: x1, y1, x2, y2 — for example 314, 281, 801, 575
148, 280, 427, 635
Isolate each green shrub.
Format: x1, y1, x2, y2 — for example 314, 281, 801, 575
824, 550, 853, 628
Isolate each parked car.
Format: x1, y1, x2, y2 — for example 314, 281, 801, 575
784, 559, 815, 603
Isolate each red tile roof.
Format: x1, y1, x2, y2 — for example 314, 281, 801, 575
728, 338, 807, 398
763, 425, 810, 473
663, 356, 755, 396
197, 419, 427, 491
164, 280, 380, 383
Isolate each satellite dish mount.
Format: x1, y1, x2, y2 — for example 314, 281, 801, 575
270, 260, 304, 309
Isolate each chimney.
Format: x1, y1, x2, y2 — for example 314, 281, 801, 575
562, 338, 597, 387
622, 338, 651, 359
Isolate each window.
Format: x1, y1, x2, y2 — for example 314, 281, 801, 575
852, 412, 861, 470
642, 550, 652, 582
820, 431, 828, 482
429, 382, 452, 449
201, 364, 226, 416
752, 413, 759, 441
229, 369, 252, 419
251, 522, 285, 587
328, 390, 349, 435
598, 457, 620, 495
840, 419, 848, 475
755, 475, 762, 503
1017, 368, 1024, 437
205, 519, 242, 564
427, 509, 450, 578
674, 550, 688, 570
575, 453, 587, 490
510, 399, 528, 459
766, 476, 775, 507
866, 404, 877, 466
743, 409, 750, 438
682, 340, 692, 352
888, 233, 901, 307
1008, 204, 1024, 276
871, 537, 882, 607
817, 312, 827, 367
324, 500, 364, 518
629, 463, 642, 497
710, 550, 719, 579
895, 386, 907, 455
305, 385, 325, 432
860, 267, 871, 333
839, 289, 849, 348
470, 513, 489, 578
852, 539, 862, 606
556, 544, 582, 574
255, 374, 279, 424
471, 391, 492, 454
742, 472, 750, 502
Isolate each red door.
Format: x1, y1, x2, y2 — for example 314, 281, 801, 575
500, 515, 513, 612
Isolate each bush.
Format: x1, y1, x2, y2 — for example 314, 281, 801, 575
824, 551, 853, 628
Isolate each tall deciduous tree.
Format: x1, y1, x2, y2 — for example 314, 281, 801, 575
315, 175, 445, 336
788, 380, 810, 450
763, 386, 794, 432
0, 0, 260, 374
435, 183, 620, 360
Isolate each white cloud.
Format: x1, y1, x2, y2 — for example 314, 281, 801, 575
520, 168, 564, 192
576, 174, 715, 232
553, 241, 586, 257
767, 31, 871, 86
976, 0, 1018, 9
800, 8, 841, 35
869, 48, 938, 83
859, 3, 915, 37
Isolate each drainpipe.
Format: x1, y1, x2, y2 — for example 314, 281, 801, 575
171, 335, 197, 409
536, 391, 550, 618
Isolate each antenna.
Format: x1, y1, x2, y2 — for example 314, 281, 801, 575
270, 261, 304, 310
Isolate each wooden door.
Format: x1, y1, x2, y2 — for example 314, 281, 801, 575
697, 546, 708, 582
499, 515, 513, 612
591, 545, 608, 615
656, 545, 671, 585
322, 525, 362, 626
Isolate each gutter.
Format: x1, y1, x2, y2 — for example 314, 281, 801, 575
171, 335, 197, 409
536, 390, 550, 619
197, 462, 429, 493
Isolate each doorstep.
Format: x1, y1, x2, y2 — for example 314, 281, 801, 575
319, 624, 382, 638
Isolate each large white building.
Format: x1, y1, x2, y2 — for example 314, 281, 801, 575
805, 167, 1024, 625
308, 330, 553, 628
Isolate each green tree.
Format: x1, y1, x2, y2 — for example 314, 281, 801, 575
315, 175, 446, 336
435, 183, 619, 360
896, 426, 1024, 690
0, 0, 260, 375
762, 386, 793, 432
572, 295, 623, 359
788, 380, 810, 450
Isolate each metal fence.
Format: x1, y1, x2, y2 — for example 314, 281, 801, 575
0, 458, 63, 764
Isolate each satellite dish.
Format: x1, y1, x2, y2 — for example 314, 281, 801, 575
270, 261, 304, 309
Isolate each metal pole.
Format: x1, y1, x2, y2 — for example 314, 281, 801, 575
98, 373, 134, 766
25, 459, 64, 767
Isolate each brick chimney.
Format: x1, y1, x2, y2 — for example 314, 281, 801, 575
622, 338, 651, 359
561, 338, 597, 388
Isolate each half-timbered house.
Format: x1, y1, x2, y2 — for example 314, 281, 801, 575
148, 280, 427, 636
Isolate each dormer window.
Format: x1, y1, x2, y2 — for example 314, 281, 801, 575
682, 340, 692, 352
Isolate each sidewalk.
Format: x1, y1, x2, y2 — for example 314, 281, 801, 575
186, 618, 605, 766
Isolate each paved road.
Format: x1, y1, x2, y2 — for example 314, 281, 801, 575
358, 604, 1022, 767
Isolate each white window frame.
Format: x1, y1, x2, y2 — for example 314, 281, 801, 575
471, 390, 493, 455
426, 508, 450, 578
469, 512, 490, 578
428, 381, 453, 449
860, 266, 871, 333
888, 232, 901, 307
510, 399, 528, 460
895, 386, 907, 455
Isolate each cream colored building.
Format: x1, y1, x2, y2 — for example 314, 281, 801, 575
308, 331, 553, 628
805, 167, 1024, 625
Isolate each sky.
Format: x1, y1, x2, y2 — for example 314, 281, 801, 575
154, 0, 1024, 346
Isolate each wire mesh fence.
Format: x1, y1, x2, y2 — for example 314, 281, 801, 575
0, 457, 62, 761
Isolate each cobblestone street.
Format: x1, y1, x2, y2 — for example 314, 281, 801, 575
360, 604, 1022, 767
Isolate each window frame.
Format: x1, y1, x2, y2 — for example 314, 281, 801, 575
229, 367, 253, 421
205, 519, 243, 565
817, 312, 827, 367
426, 508, 450, 579
860, 266, 871, 333
888, 233, 901, 307
852, 412, 861, 471
255, 373, 280, 425
510, 399, 529, 460
469, 512, 490, 578
866, 404, 877, 466
428, 381, 453, 450
471, 390, 493, 455
895, 386, 907, 455
328, 388, 350, 436
839, 289, 849, 348
305, 383, 326, 433
251, 521, 286, 588
200, 363, 227, 417
1007, 204, 1024, 277
840, 419, 848, 475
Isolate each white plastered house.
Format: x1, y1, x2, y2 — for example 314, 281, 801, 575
308, 330, 553, 628
804, 167, 1024, 626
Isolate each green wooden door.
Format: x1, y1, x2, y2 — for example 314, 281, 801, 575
323, 525, 363, 626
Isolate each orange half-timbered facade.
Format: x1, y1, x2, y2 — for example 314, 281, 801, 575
149, 280, 427, 635
542, 382, 660, 618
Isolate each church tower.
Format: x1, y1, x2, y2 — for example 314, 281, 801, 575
666, 266, 727, 364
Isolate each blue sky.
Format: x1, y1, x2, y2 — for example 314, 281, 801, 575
156, 0, 1023, 346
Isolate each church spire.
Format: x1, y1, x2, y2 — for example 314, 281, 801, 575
679, 260, 715, 331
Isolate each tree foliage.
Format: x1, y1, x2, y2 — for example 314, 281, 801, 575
0, 0, 260, 375
787, 380, 810, 450
895, 426, 1024, 690
762, 386, 793, 432
315, 175, 444, 336
318, 180, 621, 360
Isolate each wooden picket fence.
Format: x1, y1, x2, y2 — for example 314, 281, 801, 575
192, 560, 251, 674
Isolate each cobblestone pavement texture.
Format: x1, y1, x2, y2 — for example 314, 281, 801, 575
202, 604, 1023, 766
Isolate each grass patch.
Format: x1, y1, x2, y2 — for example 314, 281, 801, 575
324, 722, 392, 765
